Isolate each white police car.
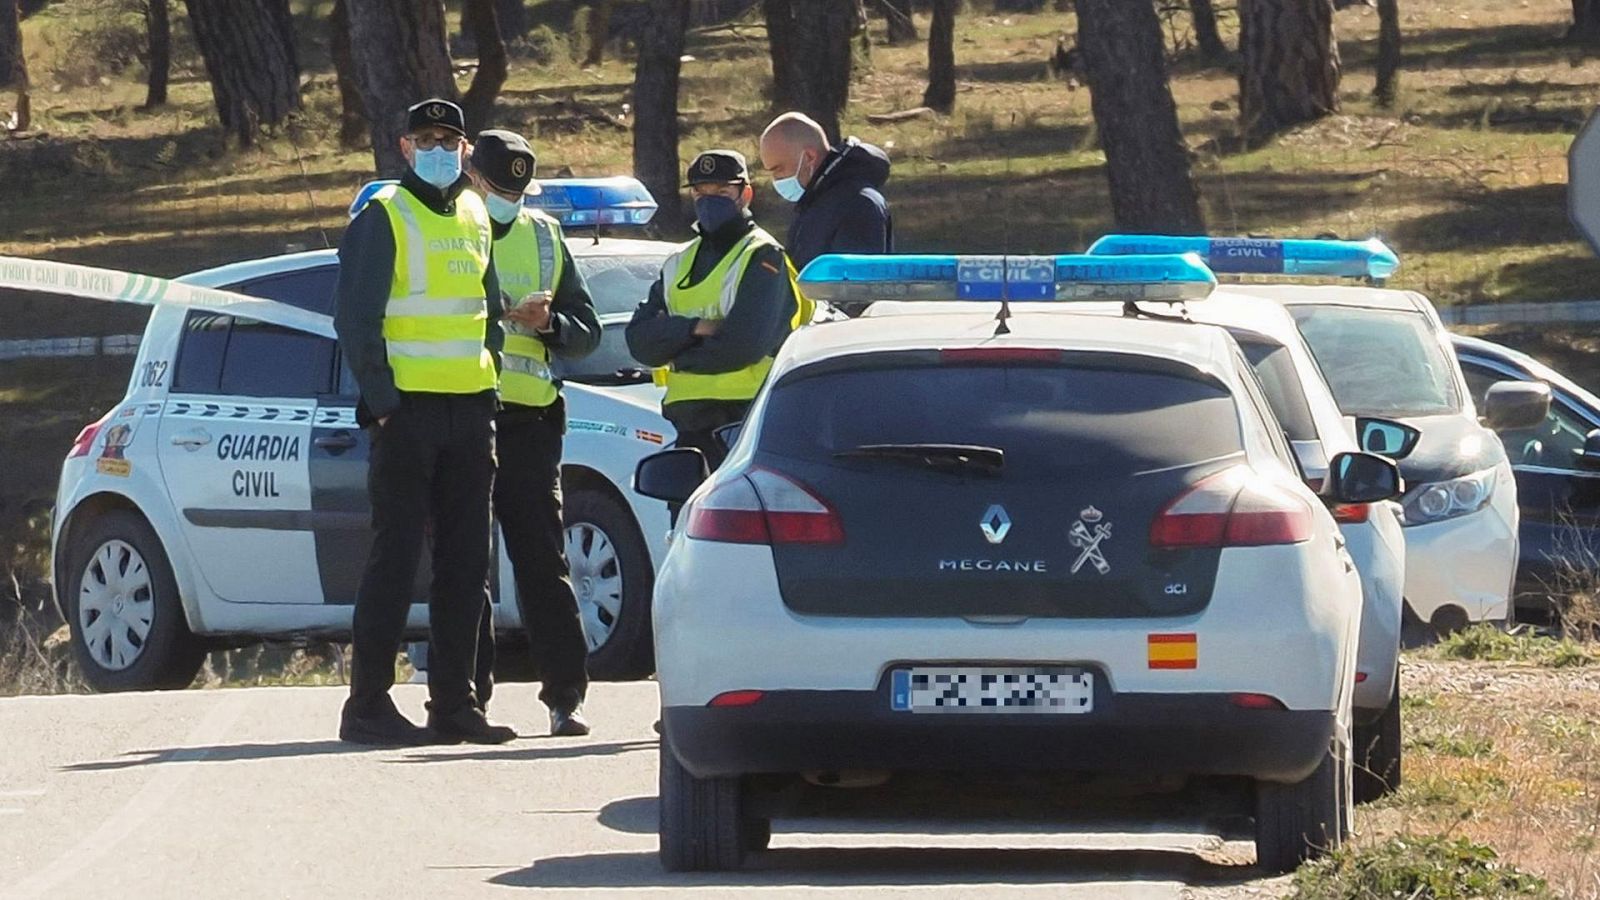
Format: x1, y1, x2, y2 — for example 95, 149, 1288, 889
49, 178, 676, 691
1090, 236, 1550, 635
638, 253, 1404, 873
866, 284, 1412, 802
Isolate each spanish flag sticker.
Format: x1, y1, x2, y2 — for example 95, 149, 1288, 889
1148, 633, 1197, 670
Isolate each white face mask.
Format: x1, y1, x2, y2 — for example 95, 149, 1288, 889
772, 154, 812, 203
412, 145, 462, 190
485, 192, 522, 224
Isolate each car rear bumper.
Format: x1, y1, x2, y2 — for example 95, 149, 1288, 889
664, 689, 1335, 785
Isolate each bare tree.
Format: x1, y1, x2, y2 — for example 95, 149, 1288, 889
460, 0, 509, 132
345, 0, 458, 175
764, 0, 857, 141
1238, 0, 1339, 140
1076, 0, 1204, 233
143, 0, 170, 109
330, 0, 368, 148
1374, 0, 1399, 106
633, 0, 689, 230
923, 0, 955, 113
0, 0, 27, 131
1188, 0, 1228, 62
183, 0, 301, 146
1573, 0, 1600, 45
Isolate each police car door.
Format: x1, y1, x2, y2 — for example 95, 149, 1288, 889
157, 309, 330, 603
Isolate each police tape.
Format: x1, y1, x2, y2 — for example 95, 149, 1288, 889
0, 255, 335, 338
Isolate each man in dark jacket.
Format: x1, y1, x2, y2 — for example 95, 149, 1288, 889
759, 111, 893, 270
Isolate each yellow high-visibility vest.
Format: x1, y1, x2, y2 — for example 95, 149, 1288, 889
495, 208, 566, 408
372, 184, 497, 394
660, 225, 809, 405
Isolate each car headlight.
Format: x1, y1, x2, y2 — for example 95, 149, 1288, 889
1400, 467, 1497, 526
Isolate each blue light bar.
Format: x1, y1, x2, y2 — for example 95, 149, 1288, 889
796, 253, 1217, 303
1086, 234, 1399, 280
525, 176, 657, 227
347, 176, 658, 228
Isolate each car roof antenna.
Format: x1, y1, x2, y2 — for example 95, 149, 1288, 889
994, 117, 1016, 338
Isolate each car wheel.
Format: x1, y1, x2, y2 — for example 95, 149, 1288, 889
658, 736, 747, 872
65, 510, 205, 692
1353, 679, 1402, 803
564, 487, 654, 681
1254, 724, 1352, 873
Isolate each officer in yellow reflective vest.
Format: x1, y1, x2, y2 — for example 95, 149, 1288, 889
333, 98, 516, 747
466, 131, 600, 737
625, 149, 809, 470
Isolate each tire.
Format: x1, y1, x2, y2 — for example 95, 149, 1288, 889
64, 510, 205, 692
658, 737, 747, 872
563, 486, 654, 681
1353, 679, 1402, 803
1255, 728, 1352, 873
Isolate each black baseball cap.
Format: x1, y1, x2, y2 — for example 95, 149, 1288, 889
406, 98, 467, 138
471, 130, 538, 194
685, 149, 749, 186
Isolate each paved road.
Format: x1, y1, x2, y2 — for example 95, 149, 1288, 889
0, 683, 1272, 899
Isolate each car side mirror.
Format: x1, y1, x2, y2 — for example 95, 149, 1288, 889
634, 448, 709, 504
1355, 417, 1421, 460
1328, 451, 1404, 505
713, 421, 744, 451
1576, 429, 1600, 472
1482, 380, 1550, 432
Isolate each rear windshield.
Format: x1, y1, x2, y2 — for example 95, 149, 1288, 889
1290, 305, 1461, 417
759, 364, 1244, 476
1237, 339, 1318, 442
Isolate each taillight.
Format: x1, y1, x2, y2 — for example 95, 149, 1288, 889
685, 467, 844, 546
1149, 466, 1314, 549
940, 347, 1065, 364
1229, 692, 1287, 710
1332, 503, 1370, 524
708, 690, 765, 707
68, 411, 112, 459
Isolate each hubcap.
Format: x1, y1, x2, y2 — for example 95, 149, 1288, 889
78, 540, 155, 672
565, 522, 623, 653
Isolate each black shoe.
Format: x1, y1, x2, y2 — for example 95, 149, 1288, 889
550, 706, 591, 737
340, 698, 432, 747
427, 705, 518, 745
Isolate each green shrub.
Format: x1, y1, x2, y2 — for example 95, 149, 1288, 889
1289, 835, 1553, 899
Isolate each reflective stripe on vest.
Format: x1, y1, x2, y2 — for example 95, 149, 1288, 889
496, 210, 565, 408
661, 226, 799, 405
375, 185, 497, 394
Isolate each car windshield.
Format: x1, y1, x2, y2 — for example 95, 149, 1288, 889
552, 252, 665, 385
1289, 304, 1461, 417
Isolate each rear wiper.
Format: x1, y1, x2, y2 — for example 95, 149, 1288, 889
834, 443, 1004, 475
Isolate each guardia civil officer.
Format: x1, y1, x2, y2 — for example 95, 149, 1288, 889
466, 130, 601, 737
333, 98, 516, 746
625, 150, 811, 469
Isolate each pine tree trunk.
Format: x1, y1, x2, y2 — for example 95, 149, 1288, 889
765, 0, 854, 141
345, 0, 459, 176
143, 0, 170, 108
461, 0, 508, 132
183, 0, 300, 146
884, 0, 916, 44
1238, 0, 1340, 140
1188, 0, 1228, 61
633, 0, 689, 231
0, 0, 28, 131
922, 0, 954, 112
1373, 0, 1399, 106
1572, 0, 1600, 44
1076, 0, 1204, 233
584, 0, 614, 66
330, 0, 369, 148
498, 0, 528, 37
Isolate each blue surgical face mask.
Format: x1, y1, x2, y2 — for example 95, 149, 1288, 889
413, 146, 462, 190
694, 195, 742, 233
485, 192, 522, 224
772, 154, 812, 203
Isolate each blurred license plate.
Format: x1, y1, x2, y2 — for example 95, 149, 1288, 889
890, 666, 1094, 714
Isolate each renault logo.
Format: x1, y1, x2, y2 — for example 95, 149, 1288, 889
979, 504, 1011, 545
